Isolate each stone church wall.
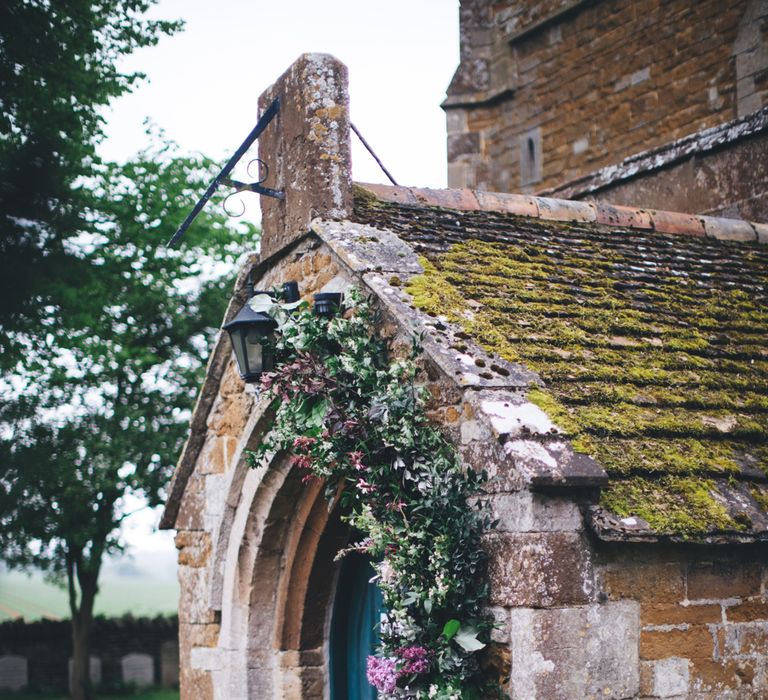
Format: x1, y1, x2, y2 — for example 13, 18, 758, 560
168, 51, 768, 699
445, 0, 768, 213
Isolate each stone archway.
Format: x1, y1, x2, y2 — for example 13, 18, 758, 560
212, 431, 351, 699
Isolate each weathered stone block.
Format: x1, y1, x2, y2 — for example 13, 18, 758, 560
640, 625, 715, 660
690, 658, 757, 694
687, 560, 762, 600
175, 530, 212, 568
642, 657, 690, 697
198, 436, 226, 476
179, 666, 213, 700
726, 597, 768, 623
642, 602, 722, 626
175, 474, 206, 531
258, 54, 352, 258
508, 602, 640, 699
487, 491, 583, 533
721, 621, 768, 656
603, 562, 685, 604
485, 532, 594, 607
204, 473, 226, 521
178, 564, 215, 624
181, 622, 220, 649
190, 647, 222, 672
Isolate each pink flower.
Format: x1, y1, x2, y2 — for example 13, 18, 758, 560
398, 645, 432, 675
293, 435, 317, 449
348, 450, 366, 471
291, 454, 313, 471
356, 478, 376, 494
366, 656, 398, 694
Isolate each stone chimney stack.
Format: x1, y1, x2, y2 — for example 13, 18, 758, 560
257, 54, 353, 259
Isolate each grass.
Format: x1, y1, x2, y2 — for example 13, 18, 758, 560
0, 570, 178, 622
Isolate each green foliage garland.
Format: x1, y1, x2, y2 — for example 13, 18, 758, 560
247, 289, 493, 699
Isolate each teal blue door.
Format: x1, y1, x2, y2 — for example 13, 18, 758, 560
329, 553, 382, 700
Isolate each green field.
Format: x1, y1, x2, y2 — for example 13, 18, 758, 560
0, 555, 178, 622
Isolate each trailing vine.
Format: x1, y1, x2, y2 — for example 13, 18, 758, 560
246, 288, 494, 699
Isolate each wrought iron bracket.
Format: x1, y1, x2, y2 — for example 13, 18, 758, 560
223, 178, 285, 201
167, 98, 283, 247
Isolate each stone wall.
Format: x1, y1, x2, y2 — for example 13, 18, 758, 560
542, 112, 768, 222
580, 132, 768, 222
446, 0, 768, 207
601, 545, 768, 698
464, 487, 768, 698
0, 615, 178, 692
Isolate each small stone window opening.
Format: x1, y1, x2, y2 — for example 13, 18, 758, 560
520, 126, 542, 187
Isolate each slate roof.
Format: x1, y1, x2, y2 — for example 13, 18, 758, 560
351, 183, 768, 542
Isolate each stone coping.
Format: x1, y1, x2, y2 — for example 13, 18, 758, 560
355, 182, 768, 244
539, 106, 768, 201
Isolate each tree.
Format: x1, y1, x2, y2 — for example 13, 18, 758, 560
0, 140, 258, 700
0, 0, 182, 367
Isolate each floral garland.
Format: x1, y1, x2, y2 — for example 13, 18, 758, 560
247, 288, 493, 699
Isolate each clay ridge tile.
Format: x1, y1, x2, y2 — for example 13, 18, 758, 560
354, 183, 764, 245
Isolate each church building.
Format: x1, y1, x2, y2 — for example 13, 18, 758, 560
162, 3, 768, 698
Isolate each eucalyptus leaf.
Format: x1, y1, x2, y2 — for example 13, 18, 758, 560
299, 396, 329, 429
248, 294, 276, 314
402, 590, 419, 606
454, 626, 485, 652
281, 299, 307, 311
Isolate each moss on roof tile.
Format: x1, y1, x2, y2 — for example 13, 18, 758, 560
383, 214, 768, 537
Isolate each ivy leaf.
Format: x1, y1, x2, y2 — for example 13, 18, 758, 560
442, 619, 460, 640
454, 626, 485, 652
301, 396, 329, 428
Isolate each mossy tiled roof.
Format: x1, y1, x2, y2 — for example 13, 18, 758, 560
352, 191, 768, 540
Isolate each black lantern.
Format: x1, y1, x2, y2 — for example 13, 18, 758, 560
223, 279, 299, 382
313, 292, 343, 318
223, 303, 278, 382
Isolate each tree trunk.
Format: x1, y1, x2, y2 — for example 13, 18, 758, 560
67, 549, 100, 700
70, 618, 92, 700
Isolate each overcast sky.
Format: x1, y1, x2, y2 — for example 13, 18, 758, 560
100, 0, 460, 557
101, 1, 460, 192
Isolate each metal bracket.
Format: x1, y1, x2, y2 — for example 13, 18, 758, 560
167, 98, 283, 247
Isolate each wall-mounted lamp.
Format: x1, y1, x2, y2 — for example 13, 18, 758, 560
223, 278, 299, 382
313, 292, 343, 318
224, 278, 344, 382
